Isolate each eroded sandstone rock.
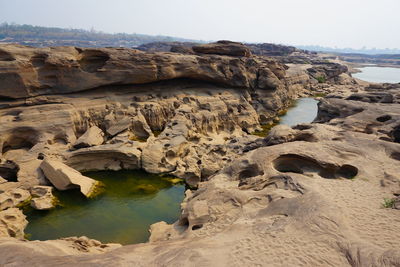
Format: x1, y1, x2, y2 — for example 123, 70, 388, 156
40, 159, 99, 197
30, 185, 56, 210
0, 188, 30, 211
73, 126, 104, 149
0, 44, 283, 99
192, 40, 252, 57
0, 208, 27, 238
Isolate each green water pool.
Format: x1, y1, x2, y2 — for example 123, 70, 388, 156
24, 170, 185, 245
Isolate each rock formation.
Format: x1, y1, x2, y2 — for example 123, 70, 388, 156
0, 41, 399, 266
0, 42, 285, 99
40, 159, 100, 197
30, 186, 56, 210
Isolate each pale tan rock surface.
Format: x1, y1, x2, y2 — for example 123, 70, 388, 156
0, 188, 30, 211
73, 126, 104, 149
0, 208, 27, 238
30, 185, 56, 210
40, 159, 98, 197
0, 43, 285, 99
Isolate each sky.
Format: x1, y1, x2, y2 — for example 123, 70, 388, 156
0, 0, 399, 49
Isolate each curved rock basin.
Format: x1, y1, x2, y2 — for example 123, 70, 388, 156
24, 170, 185, 245
279, 97, 318, 126
353, 66, 400, 83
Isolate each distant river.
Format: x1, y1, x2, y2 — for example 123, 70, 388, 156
353, 67, 400, 83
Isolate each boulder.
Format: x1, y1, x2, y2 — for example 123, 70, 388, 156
40, 159, 99, 198
30, 186, 56, 210
0, 208, 28, 238
192, 40, 251, 57
106, 117, 131, 136
265, 125, 297, 145
66, 143, 142, 171
73, 126, 104, 149
187, 200, 210, 228
149, 221, 174, 242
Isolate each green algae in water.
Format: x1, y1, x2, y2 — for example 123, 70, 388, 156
24, 170, 185, 245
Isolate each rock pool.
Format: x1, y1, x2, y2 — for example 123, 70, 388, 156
279, 97, 319, 126
24, 170, 185, 245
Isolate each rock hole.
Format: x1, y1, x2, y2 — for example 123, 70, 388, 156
273, 154, 358, 179
30, 53, 48, 68
337, 164, 358, 179
390, 152, 400, 161
78, 49, 110, 73
1, 127, 39, 154
178, 217, 189, 228
0, 160, 19, 182
12, 193, 22, 199
7, 229, 16, 238
192, 224, 203, 231
376, 115, 392, 123
238, 163, 264, 180
390, 125, 400, 143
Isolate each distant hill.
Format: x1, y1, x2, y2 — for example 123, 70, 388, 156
0, 23, 201, 48
297, 45, 400, 55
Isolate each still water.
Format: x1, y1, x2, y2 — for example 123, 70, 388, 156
25, 170, 185, 245
251, 97, 319, 137
279, 97, 319, 126
353, 67, 400, 83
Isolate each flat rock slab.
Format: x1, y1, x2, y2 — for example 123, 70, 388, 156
73, 126, 104, 149
40, 159, 98, 198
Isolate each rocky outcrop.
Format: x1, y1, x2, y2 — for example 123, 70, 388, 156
136, 41, 198, 53
67, 143, 142, 171
40, 159, 100, 197
246, 43, 299, 56
0, 44, 285, 99
192, 40, 251, 57
30, 186, 56, 210
307, 62, 348, 82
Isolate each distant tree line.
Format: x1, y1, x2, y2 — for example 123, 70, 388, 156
0, 22, 198, 47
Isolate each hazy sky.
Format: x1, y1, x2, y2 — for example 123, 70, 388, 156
1, 0, 399, 49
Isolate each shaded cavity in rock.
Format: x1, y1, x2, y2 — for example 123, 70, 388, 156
272, 154, 358, 179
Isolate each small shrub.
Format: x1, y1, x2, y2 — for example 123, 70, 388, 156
129, 134, 147, 143
382, 198, 395, 208
316, 76, 326, 83
312, 92, 327, 98
152, 130, 162, 137
251, 122, 277, 137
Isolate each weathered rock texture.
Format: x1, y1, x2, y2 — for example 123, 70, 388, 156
30, 185, 56, 210
0, 42, 317, 188
0, 43, 285, 99
0, 208, 27, 238
2, 42, 396, 266
40, 159, 99, 197
73, 126, 104, 149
